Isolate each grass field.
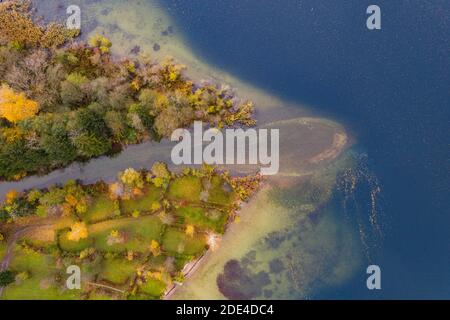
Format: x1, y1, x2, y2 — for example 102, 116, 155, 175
121, 185, 164, 214
99, 258, 139, 285
175, 206, 228, 233
207, 176, 235, 206
3, 246, 81, 300
3, 276, 81, 300
168, 176, 202, 203
91, 216, 164, 253
57, 216, 164, 253
162, 228, 206, 256
138, 278, 167, 298
84, 195, 118, 224
1, 166, 257, 300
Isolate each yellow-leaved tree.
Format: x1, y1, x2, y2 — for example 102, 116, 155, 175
0, 85, 39, 123
186, 225, 195, 238
67, 222, 89, 242
5, 189, 19, 205
119, 168, 143, 188
150, 240, 161, 257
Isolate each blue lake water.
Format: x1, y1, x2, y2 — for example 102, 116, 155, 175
163, 0, 449, 299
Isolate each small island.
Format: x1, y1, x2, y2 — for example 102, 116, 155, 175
0, 162, 261, 299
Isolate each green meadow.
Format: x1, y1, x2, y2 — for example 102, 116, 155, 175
0, 164, 260, 300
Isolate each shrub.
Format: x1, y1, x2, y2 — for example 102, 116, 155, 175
0, 270, 15, 287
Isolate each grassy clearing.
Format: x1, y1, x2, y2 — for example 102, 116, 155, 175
207, 176, 234, 206
121, 185, 164, 215
3, 276, 81, 300
9, 246, 53, 274
3, 246, 81, 300
162, 228, 206, 256
168, 176, 202, 203
147, 255, 167, 269
84, 195, 118, 224
79, 256, 103, 280
138, 278, 166, 298
99, 258, 138, 285
91, 216, 163, 253
24, 229, 57, 248
57, 216, 164, 254
175, 206, 228, 233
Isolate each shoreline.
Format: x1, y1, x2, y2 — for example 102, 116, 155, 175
163, 189, 261, 300
1, 0, 357, 300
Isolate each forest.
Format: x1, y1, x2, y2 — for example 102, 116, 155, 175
0, 1, 255, 181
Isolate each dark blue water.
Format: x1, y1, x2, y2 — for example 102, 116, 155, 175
163, 0, 449, 299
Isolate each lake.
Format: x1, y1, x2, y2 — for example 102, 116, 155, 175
163, 0, 450, 299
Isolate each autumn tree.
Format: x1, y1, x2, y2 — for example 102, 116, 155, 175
0, 1, 42, 47
150, 162, 171, 188
67, 222, 88, 242
186, 225, 195, 238
0, 85, 39, 123
60, 73, 88, 107
150, 240, 161, 257
154, 103, 190, 138
88, 34, 112, 54
104, 110, 126, 141
0, 1, 78, 48
26, 189, 42, 204
119, 168, 144, 189
109, 182, 124, 200
5, 190, 19, 205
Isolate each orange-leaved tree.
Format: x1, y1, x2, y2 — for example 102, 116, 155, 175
0, 85, 39, 123
5, 189, 19, 205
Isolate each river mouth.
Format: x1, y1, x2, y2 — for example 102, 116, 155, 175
0, 0, 378, 300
